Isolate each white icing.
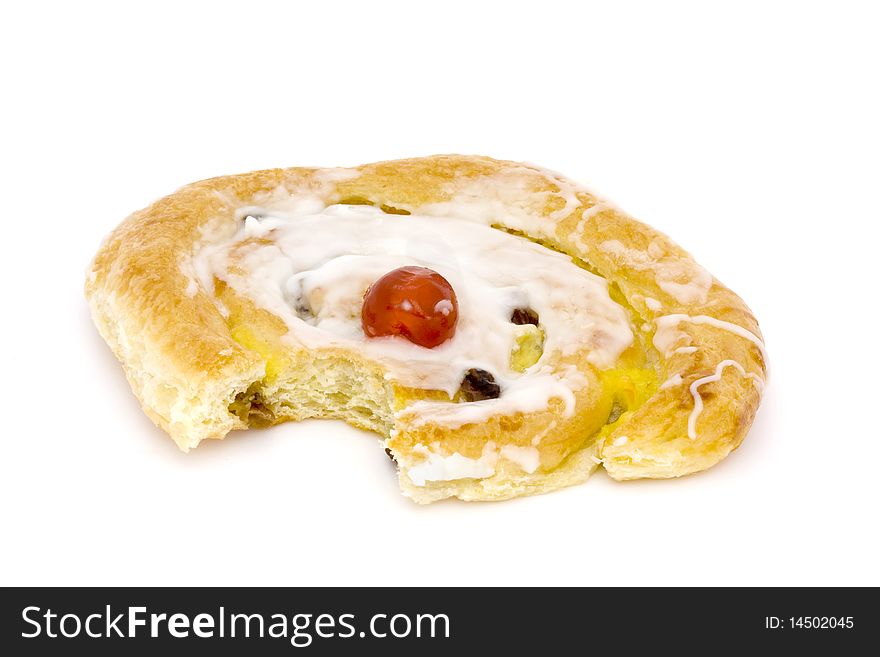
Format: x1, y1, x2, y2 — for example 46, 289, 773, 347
240, 192, 328, 222
573, 203, 612, 252
644, 297, 662, 311
660, 373, 683, 390
312, 167, 361, 184
238, 169, 360, 220
612, 435, 629, 447
243, 215, 271, 238
194, 203, 633, 425
600, 239, 626, 255
655, 265, 713, 304
395, 366, 584, 430
407, 440, 546, 486
600, 240, 713, 305
655, 314, 768, 367
407, 442, 498, 486
500, 445, 541, 474
651, 313, 767, 440
687, 360, 765, 439
412, 164, 591, 241
530, 420, 557, 446
526, 166, 583, 222
652, 323, 693, 357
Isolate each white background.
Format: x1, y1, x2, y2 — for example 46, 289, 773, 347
1, 1, 877, 586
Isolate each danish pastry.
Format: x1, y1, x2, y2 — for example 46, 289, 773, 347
86, 155, 766, 503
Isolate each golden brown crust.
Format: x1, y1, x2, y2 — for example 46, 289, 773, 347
86, 155, 766, 500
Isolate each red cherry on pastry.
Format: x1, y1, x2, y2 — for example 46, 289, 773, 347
362, 266, 459, 348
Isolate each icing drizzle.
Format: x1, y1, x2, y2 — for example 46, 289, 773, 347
193, 202, 635, 428
652, 313, 767, 440
687, 360, 765, 439
654, 313, 768, 367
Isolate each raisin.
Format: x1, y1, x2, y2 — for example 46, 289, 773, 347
606, 400, 624, 424
384, 447, 397, 463
511, 307, 539, 326
294, 299, 314, 320
379, 204, 411, 215
459, 368, 501, 402
244, 393, 274, 428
